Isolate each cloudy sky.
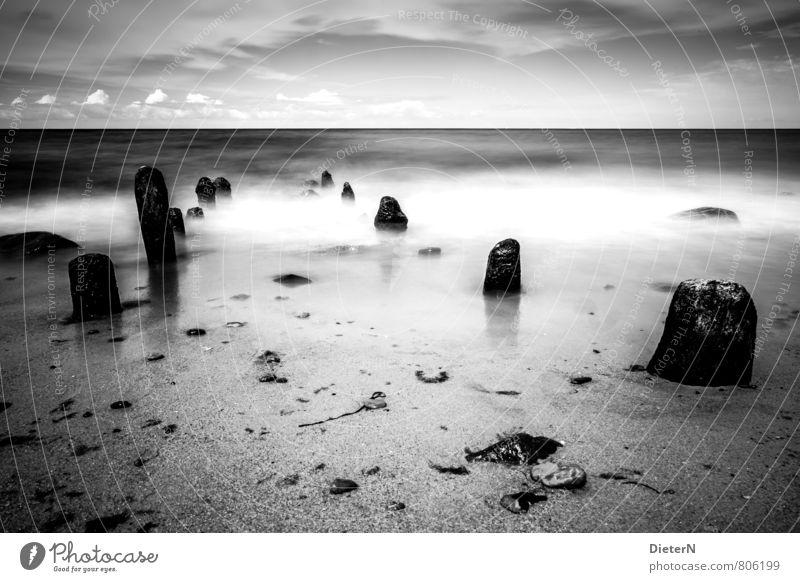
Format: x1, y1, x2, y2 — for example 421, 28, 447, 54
0, 0, 798, 128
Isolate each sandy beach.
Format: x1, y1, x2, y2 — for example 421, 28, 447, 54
1, 207, 798, 532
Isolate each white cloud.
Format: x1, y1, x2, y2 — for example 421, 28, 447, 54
186, 92, 222, 105
35, 94, 56, 105
83, 89, 109, 105
145, 89, 168, 105
369, 100, 435, 118
276, 89, 340, 104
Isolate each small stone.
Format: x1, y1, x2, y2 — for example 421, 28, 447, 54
626, 364, 646, 372
273, 274, 311, 286
186, 328, 206, 336
109, 336, 127, 343
295, 312, 311, 319
330, 478, 358, 494
570, 376, 592, 385
363, 466, 380, 476
110, 401, 131, 410
145, 352, 164, 361
226, 321, 246, 328
230, 294, 250, 300
418, 247, 441, 256
388, 501, 406, 511
259, 374, 277, 383
541, 463, 587, 489
500, 491, 547, 514
275, 377, 288, 384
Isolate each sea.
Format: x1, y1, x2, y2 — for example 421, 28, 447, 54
1, 129, 799, 363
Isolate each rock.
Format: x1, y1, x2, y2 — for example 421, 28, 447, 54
213, 177, 231, 200
483, 238, 521, 295
374, 196, 408, 231
388, 501, 406, 511
569, 376, 592, 385
500, 491, 547, 514
465, 433, 562, 465
646, 279, 757, 386
341, 182, 355, 202
0, 401, 10, 412
294, 312, 311, 319
539, 463, 587, 489
195, 176, 216, 208
273, 274, 311, 286
110, 400, 131, 410
330, 478, 358, 494
67, 254, 123, 321
362, 392, 387, 409
321, 170, 334, 189
258, 373, 277, 383
226, 321, 246, 327
626, 364, 646, 372
418, 247, 441, 256
363, 466, 380, 476
300, 189, 319, 198
186, 207, 204, 219
415, 370, 449, 383
429, 462, 469, 475
167, 208, 185, 234
0, 232, 78, 255
134, 166, 177, 265
185, 328, 206, 336
255, 350, 281, 365
671, 207, 739, 222
145, 353, 164, 362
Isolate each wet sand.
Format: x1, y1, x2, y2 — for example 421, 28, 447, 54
1, 223, 798, 533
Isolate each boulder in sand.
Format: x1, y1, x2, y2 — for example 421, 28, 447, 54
68, 253, 122, 321
646, 279, 757, 386
321, 170, 334, 189
134, 166, 177, 265
483, 238, 521, 295
195, 177, 216, 208
213, 177, 231, 200
167, 208, 185, 234
374, 196, 408, 231
671, 207, 739, 222
0, 232, 78, 255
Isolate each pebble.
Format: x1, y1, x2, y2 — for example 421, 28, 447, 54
259, 374, 277, 383
363, 466, 380, 476
295, 312, 311, 319
186, 328, 206, 336
110, 401, 132, 410
230, 294, 250, 300
499, 491, 547, 514
225, 321, 246, 328
109, 336, 127, 343
540, 463, 587, 489
388, 501, 406, 511
418, 247, 441, 256
330, 478, 358, 495
145, 352, 164, 361
569, 376, 592, 385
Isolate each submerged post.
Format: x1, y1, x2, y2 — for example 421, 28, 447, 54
321, 170, 334, 189
168, 207, 185, 234
374, 196, 408, 231
196, 177, 216, 208
68, 253, 122, 321
134, 166, 177, 265
342, 182, 355, 203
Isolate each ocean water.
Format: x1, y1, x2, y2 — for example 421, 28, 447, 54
1, 129, 799, 364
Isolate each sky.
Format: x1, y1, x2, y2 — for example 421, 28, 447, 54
0, 0, 798, 128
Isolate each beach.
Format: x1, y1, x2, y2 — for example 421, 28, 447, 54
1, 129, 799, 532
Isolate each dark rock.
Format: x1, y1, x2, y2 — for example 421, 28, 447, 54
0, 434, 37, 447
388, 501, 406, 511
110, 400, 131, 410
213, 177, 231, 200
483, 239, 521, 295
162, 423, 178, 435
374, 196, 408, 231
145, 352, 164, 362
141, 419, 161, 428
230, 293, 250, 300
0, 232, 78, 255
465, 433, 562, 465
295, 312, 311, 319
273, 274, 311, 286
275, 377, 288, 384
330, 478, 358, 494
500, 491, 547, 514
625, 364, 646, 372
186, 328, 206, 336
109, 336, 126, 343
569, 376, 592, 385
186, 207, 204, 219
418, 247, 441, 256
0, 401, 10, 412
646, 279, 756, 386
259, 373, 278, 383
255, 350, 281, 365
495, 390, 521, 396
167, 208, 185, 234
363, 466, 380, 476
195, 176, 216, 208
538, 463, 587, 489
134, 166, 177, 265
68, 254, 122, 321
671, 207, 739, 222
341, 182, 355, 202
321, 170, 334, 189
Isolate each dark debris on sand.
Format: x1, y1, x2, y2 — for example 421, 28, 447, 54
415, 370, 449, 383
429, 462, 470, 475
465, 433, 562, 465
